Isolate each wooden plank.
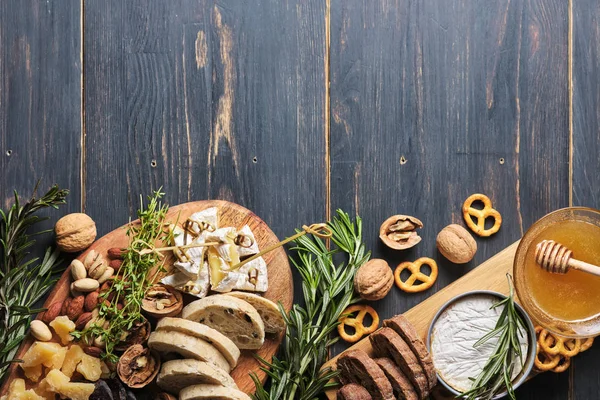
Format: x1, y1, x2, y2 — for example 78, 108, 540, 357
323, 241, 520, 399
571, 0, 600, 397
0, 0, 81, 220
329, 0, 569, 398
83, 0, 327, 270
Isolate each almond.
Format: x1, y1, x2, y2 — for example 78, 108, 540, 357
76, 312, 94, 330
30, 320, 53, 341
109, 259, 122, 271
84, 346, 103, 358
97, 267, 114, 285
107, 247, 125, 260
61, 298, 71, 316
85, 291, 99, 312
42, 301, 63, 324
67, 295, 85, 321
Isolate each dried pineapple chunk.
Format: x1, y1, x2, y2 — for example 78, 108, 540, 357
33, 378, 55, 400
76, 353, 102, 381
61, 344, 84, 378
21, 342, 63, 368
42, 345, 67, 370
6, 378, 44, 400
49, 316, 75, 345
43, 369, 94, 400
21, 363, 43, 382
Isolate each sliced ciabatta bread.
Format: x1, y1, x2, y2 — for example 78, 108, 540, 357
374, 358, 418, 400
148, 331, 230, 373
181, 294, 265, 349
225, 292, 285, 334
337, 383, 373, 400
370, 328, 429, 399
384, 315, 437, 390
179, 384, 251, 400
156, 317, 240, 369
157, 359, 237, 394
336, 349, 394, 400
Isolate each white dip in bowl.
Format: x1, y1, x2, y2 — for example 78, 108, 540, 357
430, 293, 529, 393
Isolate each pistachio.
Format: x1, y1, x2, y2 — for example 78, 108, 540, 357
88, 258, 107, 280
84, 250, 100, 269
379, 215, 423, 250
70, 259, 87, 281
30, 320, 52, 341
94, 335, 106, 348
72, 278, 100, 293
97, 267, 114, 285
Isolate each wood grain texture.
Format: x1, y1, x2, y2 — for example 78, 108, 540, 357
571, 0, 600, 397
329, 1, 569, 397
0, 0, 81, 224
83, 0, 327, 252
0, 200, 293, 395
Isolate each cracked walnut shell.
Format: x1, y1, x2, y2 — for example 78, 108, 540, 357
354, 259, 394, 300
117, 344, 160, 389
142, 284, 183, 318
379, 215, 423, 250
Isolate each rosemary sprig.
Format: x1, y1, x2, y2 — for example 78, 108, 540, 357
73, 190, 170, 363
251, 209, 370, 400
0, 184, 68, 384
461, 274, 527, 400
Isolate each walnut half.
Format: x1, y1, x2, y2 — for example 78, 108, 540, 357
379, 215, 423, 250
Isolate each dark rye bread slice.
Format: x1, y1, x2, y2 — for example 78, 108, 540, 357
384, 315, 437, 390
336, 350, 394, 400
374, 358, 418, 400
337, 383, 373, 400
370, 328, 429, 399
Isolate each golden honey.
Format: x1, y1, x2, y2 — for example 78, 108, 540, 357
524, 220, 600, 321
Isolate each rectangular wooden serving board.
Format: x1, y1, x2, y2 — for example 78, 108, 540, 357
323, 240, 521, 400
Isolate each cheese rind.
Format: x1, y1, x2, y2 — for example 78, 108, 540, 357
430, 294, 529, 393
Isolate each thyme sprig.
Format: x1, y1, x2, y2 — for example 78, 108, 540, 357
0, 184, 68, 384
461, 274, 527, 400
73, 190, 170, 363
251, 209, 370, 400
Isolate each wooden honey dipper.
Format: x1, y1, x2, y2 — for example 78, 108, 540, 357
535, 240, 600, 277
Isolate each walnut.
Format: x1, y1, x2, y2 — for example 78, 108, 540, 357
117, 344, 160, 389
436, 224, 477, 264
379, 215, 423, 250
142, 284, 183, 318
55, 213, 97, 253
353, 259, 394, 300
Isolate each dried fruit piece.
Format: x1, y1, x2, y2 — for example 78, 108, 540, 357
44, 369, 96, 400
379, 215, 423, 250
61, 344, 84, 378
77, 353, 103, 381
21, 342, 63, 368
49, 315, 76, 345
21, 364, 43, 382
142, 284, 183, 318
117, 344, 161, 389
5, 378, 44, 399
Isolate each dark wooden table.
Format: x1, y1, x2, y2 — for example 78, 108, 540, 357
1, 1, 598, 398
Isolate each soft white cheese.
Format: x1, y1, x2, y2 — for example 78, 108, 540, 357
236, 225, 259, 257
160, 262, 210, 298
212, 256, 268, 293
430, 294, 529, 393
187, 207, 219, 234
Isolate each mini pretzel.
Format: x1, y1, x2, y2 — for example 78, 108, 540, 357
581, 337, 594, 352
535, 342, 561, 372
337, 305, 379, 343
538, 328, 582, 357
552, 355, 571, 373
462, 194, 502, 237
394, 257, 438, 293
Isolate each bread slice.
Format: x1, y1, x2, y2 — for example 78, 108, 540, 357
384, 315, 437, 389
225, 292, 285, 334
157, 359, 237, 394
336, 383, 373, 400
148, 331, 230, 373
374, 358, 418, 400
179, 384, 251, 400
181, 294, 265, 349
156, 317, 240, 369
370, 328, 429, 399
336, 350, 394, 400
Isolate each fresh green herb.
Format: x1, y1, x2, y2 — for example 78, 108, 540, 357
0, 184, 68, 384
73, 189, 170, 363
251, 209, 370, 400
461, 274, 527, 400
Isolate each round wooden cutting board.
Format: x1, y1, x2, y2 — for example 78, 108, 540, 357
0, 200, 293, 395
